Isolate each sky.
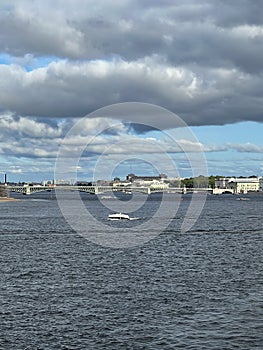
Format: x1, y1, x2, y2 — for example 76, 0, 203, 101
0, 0, 263, 183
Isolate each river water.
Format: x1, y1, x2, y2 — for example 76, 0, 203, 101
0, 192, 262, 349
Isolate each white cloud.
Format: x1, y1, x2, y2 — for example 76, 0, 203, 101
228, 143, 263, 153
0, 113, 62, 138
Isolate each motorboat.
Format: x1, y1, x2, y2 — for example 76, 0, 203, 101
108, 213, 130, 220
101, 195, 116, 199
108, 213, 140, 221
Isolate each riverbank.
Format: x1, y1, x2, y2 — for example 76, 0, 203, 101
0, 197, 20, 202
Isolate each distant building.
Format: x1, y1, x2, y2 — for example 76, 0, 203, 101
149, 181, 169, 189
215, 178, 229, 189
126, 173, 167, 182
227, 178, 259, 193
54, 179, 72, 186
123, 173, 169, 189
75, 181, 93, 186
0, 184, 7, 198
215, 177, 260, 194
96, 179, 114, 186
112, 181, 131, 188
165, 177, 182, 187
42, 180, 55, 186
258, 177, 263, 191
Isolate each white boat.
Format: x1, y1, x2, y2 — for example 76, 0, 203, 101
108, 213, 140, 221
108, 213, 130, 220
101, 195, 116, 199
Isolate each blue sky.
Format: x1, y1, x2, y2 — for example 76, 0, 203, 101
193, 122, 263, 176
192, 122, 263, 145
0, 53, 60, 71
0, 1, 263, 183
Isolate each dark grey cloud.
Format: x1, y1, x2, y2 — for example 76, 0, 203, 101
211, 0, 263, 27
1, 1, 263, 70
0, 59, 262, 128
0, 3, 84, 58
0, 0, 262, 130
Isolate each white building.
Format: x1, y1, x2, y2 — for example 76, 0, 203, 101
226, 177, 260, 194
132, 179, 169, 189
215, 177, 260, 194
41, 179, 54, 186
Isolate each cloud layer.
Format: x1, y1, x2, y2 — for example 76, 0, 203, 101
0, 0, 262, 128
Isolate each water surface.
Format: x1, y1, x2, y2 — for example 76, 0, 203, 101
0, 192, 262, 349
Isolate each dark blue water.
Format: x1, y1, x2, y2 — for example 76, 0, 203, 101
0, 192, 262, 349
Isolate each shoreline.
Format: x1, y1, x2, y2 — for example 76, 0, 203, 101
0, 197, 20, 202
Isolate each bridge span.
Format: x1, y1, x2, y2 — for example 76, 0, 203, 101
5, 185, 226, 196
7, 185, 167, 195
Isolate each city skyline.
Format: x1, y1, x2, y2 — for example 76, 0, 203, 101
1, 1, 263, 182
2, 172, 263, 186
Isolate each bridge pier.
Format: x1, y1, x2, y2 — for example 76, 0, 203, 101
25, 185, 31, 195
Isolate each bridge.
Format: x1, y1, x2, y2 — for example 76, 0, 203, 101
5, 184, 227, 195
7, 185, 153, 195
7, 185, 177, 195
